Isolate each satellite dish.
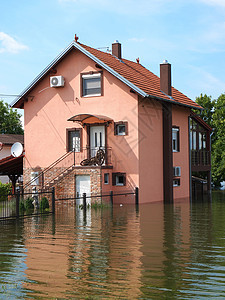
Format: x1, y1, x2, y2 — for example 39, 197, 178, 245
11, 142, 23, 157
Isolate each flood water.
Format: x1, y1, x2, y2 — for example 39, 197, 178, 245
1, 191, 225, 299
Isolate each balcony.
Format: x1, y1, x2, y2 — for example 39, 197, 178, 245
23, 147, 112, 192
74, 147, 112, 167
191, 150, 211, 171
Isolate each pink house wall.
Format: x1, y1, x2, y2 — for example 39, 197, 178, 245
172, 106, 191, 199
138, 97, 164, 203
24, 49, 139, 193
23, 48, 191, 202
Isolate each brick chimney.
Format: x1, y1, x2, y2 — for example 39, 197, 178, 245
112, 40, 121, 59
160, 60, 172, 96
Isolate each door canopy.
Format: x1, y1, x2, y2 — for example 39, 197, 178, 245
67, 114, 113, 125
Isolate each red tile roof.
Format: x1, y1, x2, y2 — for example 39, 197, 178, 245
0, 134, 24, 146
12, 40, 202, 110
80, 43, 201, 109
0, 154, 23, 175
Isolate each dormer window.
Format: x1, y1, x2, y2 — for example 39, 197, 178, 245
82, 72, 102, 97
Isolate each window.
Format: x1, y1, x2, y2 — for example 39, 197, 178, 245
31, 172, 39, 186
173, 178, 180, 187
67, 129, 81, 152
112, 173, 126, 186
104, 173, 109, 184
172, 127, 180, 152
114, 122, 128, 136
82, 73, 102, 97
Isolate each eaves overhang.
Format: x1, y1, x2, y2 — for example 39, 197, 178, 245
146, 94, 203, 111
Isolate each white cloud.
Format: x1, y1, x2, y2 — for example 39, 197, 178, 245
0, 32, 28, 54
128, 38, 146, 43
199, 0, 225, 7
58, 0, 180, 15
188, 65, 225, 98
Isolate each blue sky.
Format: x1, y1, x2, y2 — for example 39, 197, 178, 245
1, 0, 225, 118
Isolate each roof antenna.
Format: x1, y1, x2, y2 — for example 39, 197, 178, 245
74, 34, 79, 42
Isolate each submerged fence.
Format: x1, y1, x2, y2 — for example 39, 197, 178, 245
0, 189, 55, 221
0, 187, 139, 221
55, 187, 139, 207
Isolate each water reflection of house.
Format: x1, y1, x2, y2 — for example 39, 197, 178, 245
23, 206, 143, 299
11, 36, 210, 203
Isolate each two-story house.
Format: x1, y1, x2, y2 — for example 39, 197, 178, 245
11, 36, 210, 203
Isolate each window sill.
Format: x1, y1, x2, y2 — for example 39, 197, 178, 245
82, 94, 102, 98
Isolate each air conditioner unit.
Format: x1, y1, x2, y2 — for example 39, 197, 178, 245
173, 166, 181, 177
50, 76, 64, 87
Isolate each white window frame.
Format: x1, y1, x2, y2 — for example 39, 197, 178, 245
82, 73, 101, 97
173, 178, 180, 187
104, 173, 109, 185
116, 124, 126, 136
31, 172, 39, 186
172, 127, 179, 152
116, 175, 125, 186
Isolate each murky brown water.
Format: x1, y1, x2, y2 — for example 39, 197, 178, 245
1, 191, 225, 299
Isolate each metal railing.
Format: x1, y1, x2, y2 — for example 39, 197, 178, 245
191, 150, 210, 166
0, 189, 54, 221
23, 147, 112, 191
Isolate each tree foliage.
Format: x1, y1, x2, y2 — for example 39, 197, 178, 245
195, 93, 225, 187
0, 100, 23, 134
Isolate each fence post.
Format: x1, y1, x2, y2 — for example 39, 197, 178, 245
51, 187, 55, 214
110, 191, 113, 206
83, 193, 87, 211
135, 187, 139, 206
42, 172, 44, 189
16, 191, 20, 218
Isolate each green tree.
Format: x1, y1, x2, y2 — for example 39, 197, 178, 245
211, 94, 225, 186
195, 93, 225, 187
195, 93, 215, 129
0, 100, 23, 134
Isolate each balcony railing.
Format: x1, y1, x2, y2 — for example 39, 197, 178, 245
23, 147, 112, 191
191, 150, 210, 167
74, 147, 112, 166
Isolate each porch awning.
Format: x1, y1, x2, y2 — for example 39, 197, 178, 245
0, 154, 23, 176
67, 114, 113, 124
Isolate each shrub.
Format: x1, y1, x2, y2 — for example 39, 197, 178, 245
0, 182, 12, 201
24, 197, 34, 211
40, 197, 49, 212
19, 201, 25, 213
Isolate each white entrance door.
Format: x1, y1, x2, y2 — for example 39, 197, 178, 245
76, 175, 91, 206
90, 125, 105, 157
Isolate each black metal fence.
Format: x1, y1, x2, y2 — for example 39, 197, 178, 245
55, 187, 139, 207
0, 187, 139, 221
0, 188, 55, 221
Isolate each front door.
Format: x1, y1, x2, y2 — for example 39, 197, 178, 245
90, 125, 105, 157
76, 175, 91, 206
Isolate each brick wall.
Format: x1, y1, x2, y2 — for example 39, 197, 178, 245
23, 166, 102, 203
